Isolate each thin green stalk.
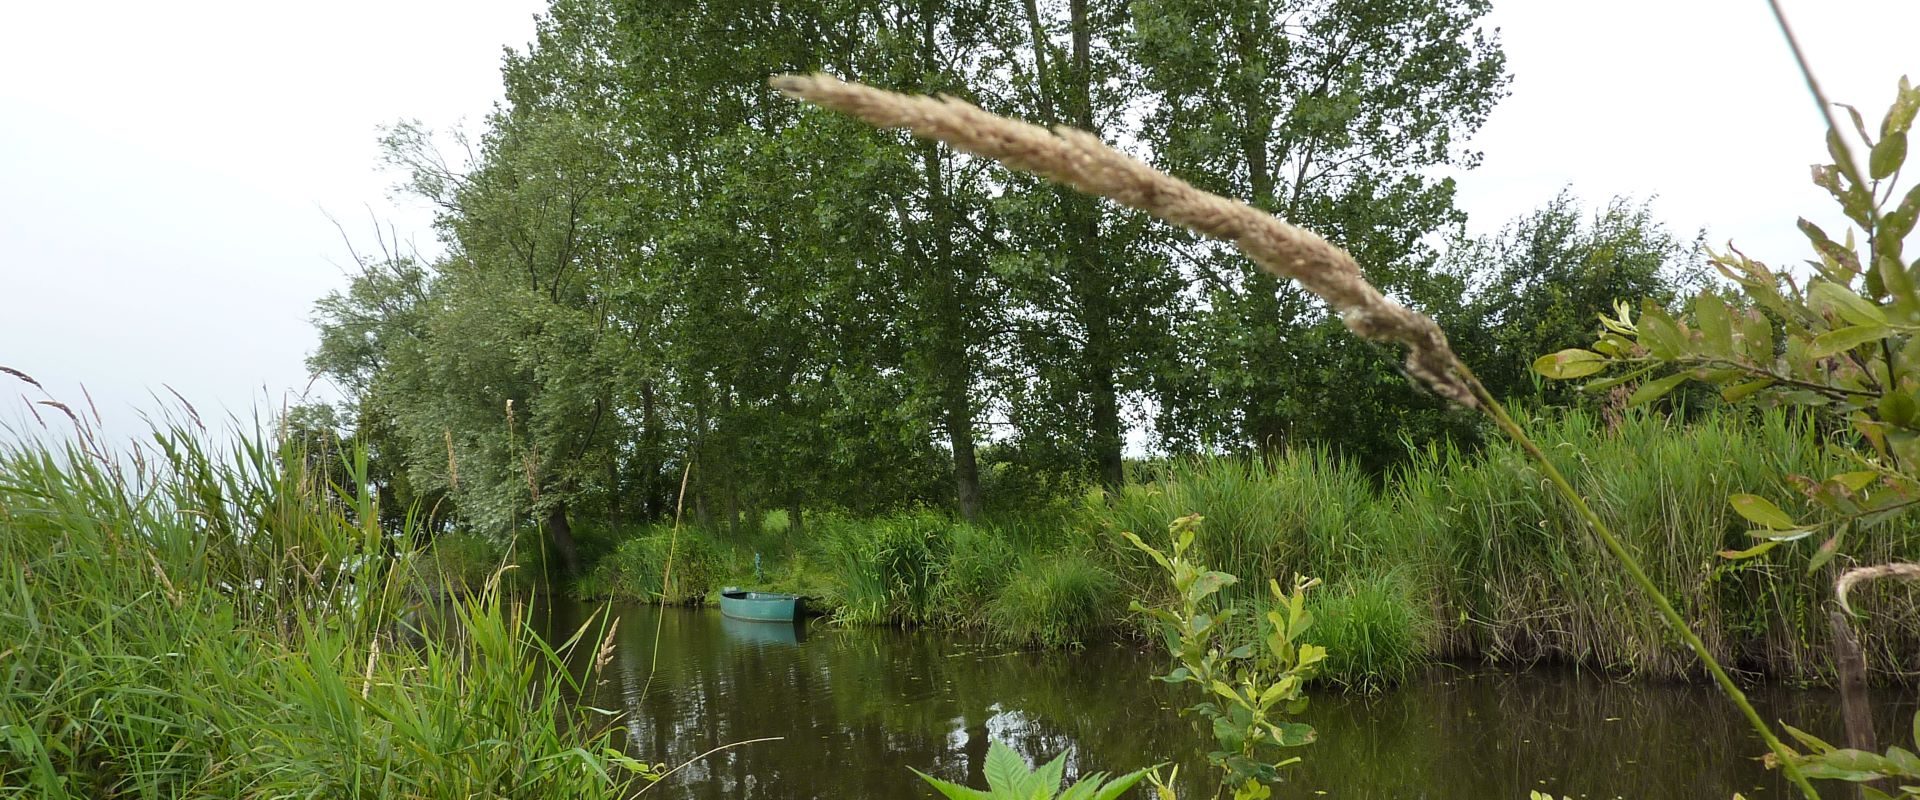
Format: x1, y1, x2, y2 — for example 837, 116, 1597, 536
1463, 368, 1821, 800
640, 460, 694, 706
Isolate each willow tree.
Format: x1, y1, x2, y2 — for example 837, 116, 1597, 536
1130, 0, 1507, 461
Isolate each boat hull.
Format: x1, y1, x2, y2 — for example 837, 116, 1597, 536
718, 588, 802, 622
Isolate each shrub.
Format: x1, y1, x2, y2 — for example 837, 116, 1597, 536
586, 527, 719, 604
988, 554, 1119, 648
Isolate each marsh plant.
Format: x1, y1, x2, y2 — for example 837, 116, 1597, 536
0, 376, 652, 798
1124, 515, 1324, 800
1533, 72, 1920, 795
913, 740, 1157, 800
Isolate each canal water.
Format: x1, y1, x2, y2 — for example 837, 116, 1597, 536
535, 598, 1914, 799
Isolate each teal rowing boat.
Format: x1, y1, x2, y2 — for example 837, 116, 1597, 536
718, 587, 802, 622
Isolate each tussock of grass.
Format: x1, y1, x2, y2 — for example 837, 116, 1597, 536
988, 555, 1120, 649
0, 424, 638, 798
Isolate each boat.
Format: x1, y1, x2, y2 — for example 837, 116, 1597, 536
718, 587, 803, 622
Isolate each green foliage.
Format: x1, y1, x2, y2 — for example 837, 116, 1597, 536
0, 421, 643, 798
821, 511, 955, 626
987, 555, 1121, 649
1303, 573, 1429, 690
912, 740, 1157, 800
1124, 515, 1323, 799
412, 530, 511, 593
1403, 408, 1920, 679
1775, 709, 1920, 797
1535, 78, 1920, 575
583, 527, 720, 604
1131, 0, 1509, 468
1449, 190, 1704, 406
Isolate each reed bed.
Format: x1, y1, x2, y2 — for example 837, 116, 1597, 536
0, 414, 638, 798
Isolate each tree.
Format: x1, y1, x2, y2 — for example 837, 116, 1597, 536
1452, 190, 1704, 405
1130, 0, 1507, 461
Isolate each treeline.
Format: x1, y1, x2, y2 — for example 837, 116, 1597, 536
307, 0, 1698, 571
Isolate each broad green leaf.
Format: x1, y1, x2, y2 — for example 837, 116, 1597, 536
1872, 132, 1908, 181
1784, 722, 1837, 754
1638, 303, 1688, 358
1694, 294, 1734, 356
1884, 183, 1920, 245
1189, 570, 1238, 604
1627, 372, 1690, 407
1883, 76, 1919, 138
1811, 324, 1892, 359
1532, 348, 1609, 380
1722, 379, 1774, 403
1810, 281, 1887, 326
1027, 750, 1069, 798
1089, 767, 1157, 800
982, 741, 1028, 795
1729, 494, 1797, 529
1831, 471, 1881, 492
1881, 390, 1920, 428
912, 769, 994, 800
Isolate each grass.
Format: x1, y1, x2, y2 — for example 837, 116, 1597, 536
0, 421, 642, 798
987, 554, 1121, 648
574, 407, 1920, 687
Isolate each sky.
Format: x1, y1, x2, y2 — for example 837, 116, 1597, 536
2, 0, 1918, 442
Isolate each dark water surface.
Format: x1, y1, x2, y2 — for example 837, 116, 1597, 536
534, 598, 1913, 799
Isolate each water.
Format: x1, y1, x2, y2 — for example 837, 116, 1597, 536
535, 598, 1914, 799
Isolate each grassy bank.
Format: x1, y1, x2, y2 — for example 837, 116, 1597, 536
0, 426, 642, 798
579, 408, 1920, 687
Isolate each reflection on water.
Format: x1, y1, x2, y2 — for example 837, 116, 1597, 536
535, 598, 1913, 799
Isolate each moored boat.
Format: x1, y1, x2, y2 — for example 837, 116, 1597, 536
718, 587, 802, 622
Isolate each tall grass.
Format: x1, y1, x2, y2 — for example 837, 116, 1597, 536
1404, 407, 1920, 681
987, 555, 1121, 648
0, 418, 640, 798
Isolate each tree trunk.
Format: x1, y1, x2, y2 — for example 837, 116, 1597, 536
543, 502, 583, 577
950, 406, 984, 520
917, 137, 987, 520
1067, 0, 1124, 488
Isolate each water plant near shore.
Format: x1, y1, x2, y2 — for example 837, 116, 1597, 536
0, 393, 648, 798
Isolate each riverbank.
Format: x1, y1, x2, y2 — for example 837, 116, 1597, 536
554, 408, 1920, 688
538, 598, 1920, 800
0, 426, 643, 798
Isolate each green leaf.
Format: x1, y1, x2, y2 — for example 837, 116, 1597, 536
1188, 570, 1238, 604
1811, 324, 1892, 359
1532, 349, 1609, 380
1694, 294, 1734, 356
1784, 722, 1837, 754
1872, 132, 1908, 181
1088, 767, 1157, 800
1638, 303, 1688, 358
1807, 527, 1845, 574
1882, 76, 1919, 139
1729, 494, 1797, 529
1627, 372, 1690, 407
1027, 750, 1069, 798
1810, 281, 1887, 326
1717, 541, 1779, 560
1722, 379, 1774, 403
912, 769, 994, 800
982, 741, 1028, 795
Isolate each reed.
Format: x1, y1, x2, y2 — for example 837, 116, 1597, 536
0, 411, 640, 798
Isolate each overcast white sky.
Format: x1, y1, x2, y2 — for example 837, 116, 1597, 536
2, 0, 1917, 441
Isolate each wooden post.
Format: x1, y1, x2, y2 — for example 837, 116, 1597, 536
1829, 610, 1878, 800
